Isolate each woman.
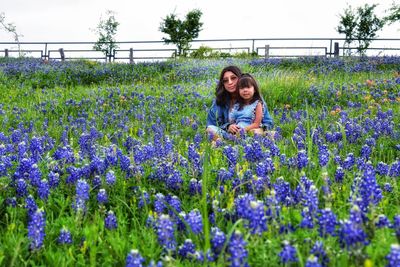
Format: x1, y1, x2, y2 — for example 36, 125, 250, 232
206, 66, 273, 140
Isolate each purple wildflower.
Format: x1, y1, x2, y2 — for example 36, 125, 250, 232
297, 150, 308, 169
138, 191, 150, 208
338, 218, 368, 250
360, 144, 372, 160
146, 260, 163, 267
166, 170, 183, 191
156, 214, 176, 251
178, 239, 196, 259
355, 162, 383, 214
29, 164, 42, 187
27, 209, 46, 250
90, 156, 106, 175
310, 241, 329, 267
166, 195, 182, 217
211, 227, 226, 256
76, 179, 90, 201
227, 230, 249, 267
105, 210, 118, 230
251, 175, 270, 195
393, 215, 400, 241
217, 168, 234, 183
305, 255, 322, 267
154, 193, 167, 214
279, 154, 287, 166
58, 228, 73, 245
334, 166, 345, 182
185, 209, 203, 235
279, 241, 298, 264
301, 207, 315, 229
92, 175, 102, 188
342, 153, 355, 170
25, 194, 38, 218
376, 162, 389, 176
386, 244, 400, 267
38, 179, 50, 200
384, 183, 393, 193
6, 197, 17, 207
176, 211, 187, 232
389, 161, 400, 178
30, 136, 44, 161
125, 249, 145, 267
256, 157, 275, 177
97, 189, 108, 204
105, 170, 116, 186
317, 208, 338, 237
244, 140, 264, 162
189, 178, 202, 196
273, 177, 292, 206
48, 171, 60, 188
375, 214, 392, 228
53, 145, 75, 164
223, 145, 238, 169
16, 178, 28, 198
188, 143, 202, 177
318, 144, 330, 167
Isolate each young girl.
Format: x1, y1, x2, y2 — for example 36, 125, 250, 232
228, 73, 265, 135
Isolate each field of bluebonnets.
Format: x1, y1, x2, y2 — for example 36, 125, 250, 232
0, 55, 399, 267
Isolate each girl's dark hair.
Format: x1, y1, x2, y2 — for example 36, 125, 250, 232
236, 73, 262, 110
215, 65, 242, 106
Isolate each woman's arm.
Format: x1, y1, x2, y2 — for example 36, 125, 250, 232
206, 100, 232, 131
244, 102, 263, 132
206, 100, 218, 127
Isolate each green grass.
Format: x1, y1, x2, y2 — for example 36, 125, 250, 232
0, 57, 399, 266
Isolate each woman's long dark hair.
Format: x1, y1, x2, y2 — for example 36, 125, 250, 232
215, 65, 242, 106
236, 73, 262, 110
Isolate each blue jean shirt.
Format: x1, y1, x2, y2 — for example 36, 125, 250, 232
206, 99, 274, 131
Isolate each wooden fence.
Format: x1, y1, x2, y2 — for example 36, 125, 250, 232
0, 38, 399, 62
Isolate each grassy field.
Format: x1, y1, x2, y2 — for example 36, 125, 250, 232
0, 56, 399, 266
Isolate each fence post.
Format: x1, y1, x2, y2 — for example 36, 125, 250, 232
334, 42, 339, 58
265, 45, 270, 59
4, 49, 8, 58
44, 43, 48, 61
59, 48, 65, 61
129, 48, 134, 64
111, 49, 115, 62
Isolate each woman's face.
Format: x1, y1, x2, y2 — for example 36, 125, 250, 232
222, 71, 238, 94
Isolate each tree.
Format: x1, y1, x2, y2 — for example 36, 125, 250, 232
337, 6, 358, 55
337, 4, 384, 56
0, 12, 23, 57
92, 10, 119, 62
384, 2, 400, 26
159, 9, 203, 57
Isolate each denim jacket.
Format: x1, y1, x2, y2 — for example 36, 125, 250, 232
206, 98, 274, 130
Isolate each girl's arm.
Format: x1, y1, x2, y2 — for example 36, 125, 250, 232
244, 102, 263, 132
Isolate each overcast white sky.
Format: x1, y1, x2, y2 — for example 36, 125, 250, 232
0, 0, 398, 42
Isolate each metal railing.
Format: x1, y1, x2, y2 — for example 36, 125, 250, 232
0, 38, 399, 62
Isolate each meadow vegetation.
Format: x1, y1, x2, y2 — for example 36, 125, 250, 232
0, 56, 399, 266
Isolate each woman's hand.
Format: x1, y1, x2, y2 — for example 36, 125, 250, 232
228, 124, 241, 134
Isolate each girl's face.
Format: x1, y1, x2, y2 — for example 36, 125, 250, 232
222, 71, 238, 94
239, 85, 255, 102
